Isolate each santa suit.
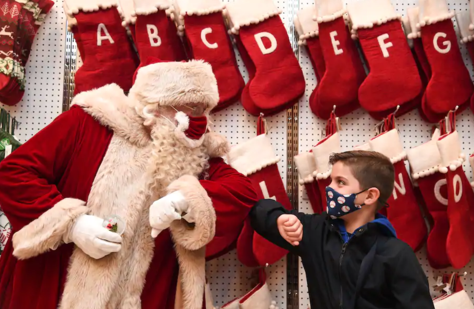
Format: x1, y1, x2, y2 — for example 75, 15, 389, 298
0, 61, 257, 309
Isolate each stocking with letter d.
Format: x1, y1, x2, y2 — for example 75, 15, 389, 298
370, 128, 427, 251
228, 133, 291, 267
407, 129, 450, 268
437, 130, 473, 269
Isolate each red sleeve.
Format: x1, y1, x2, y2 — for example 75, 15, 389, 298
201, 158, 258, 260
0, 106, 86, 231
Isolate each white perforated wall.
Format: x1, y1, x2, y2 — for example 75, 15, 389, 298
297, 1, 474, 308
0, 1, 65, 143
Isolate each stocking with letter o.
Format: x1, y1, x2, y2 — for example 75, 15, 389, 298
175, 0, 244, 111
370, 129, 427, 251
407, 129, 450, 268
229, 134, 291, 267
64, 0, 139, 94
437, 131, 473, 269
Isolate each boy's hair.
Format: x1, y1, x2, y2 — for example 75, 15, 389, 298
329, 150, 395, 211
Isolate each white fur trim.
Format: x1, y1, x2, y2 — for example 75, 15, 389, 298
295, 6, 319, 46
347, 0, 401, 31
437, 131, 465, 171
314, 0, 345, 23
312, 133, 340, 179
12, 198, 88, 259
175, 0, 224, 16
72, 84, 151, 147
225, 0, 282, 34
63, 0, 117, 14
227, 134, 279, 177
117, 0, 137, 26
130, 60, 219, 111
369, 129, 406, 164
418, 0, 454, 28
131, 0, 175, 25
406, 140, 442, 180
294, 152, 316, 184
434, 290, 474, 309
239, 283, 273, 309
407, 7, 421, 38
456, 10, 474, 43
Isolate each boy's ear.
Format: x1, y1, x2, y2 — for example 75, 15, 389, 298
364, 187, 381, 206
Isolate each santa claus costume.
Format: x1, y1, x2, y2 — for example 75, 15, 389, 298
0, 60, 257, 309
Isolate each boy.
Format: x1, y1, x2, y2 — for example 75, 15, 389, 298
250, 151, 434, 309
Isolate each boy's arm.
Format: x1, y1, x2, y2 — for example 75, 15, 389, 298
249, 199, 314, 255
390, 245, 435, 309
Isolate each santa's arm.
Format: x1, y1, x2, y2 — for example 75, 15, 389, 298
165, 158, 257, 256
0, 107, 89, 259
201, 158, 258, 259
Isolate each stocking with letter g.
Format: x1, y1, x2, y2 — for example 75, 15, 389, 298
228, 132, 291, 267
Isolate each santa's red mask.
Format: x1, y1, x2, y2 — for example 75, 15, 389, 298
173, 111, 208, 148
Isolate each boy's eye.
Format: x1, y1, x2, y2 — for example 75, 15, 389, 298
338, 180, 345, 185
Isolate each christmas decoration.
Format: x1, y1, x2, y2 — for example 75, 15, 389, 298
418, 0, 473, 122
229, 132, 291, 267
407, 129, 450, 268
175, 0, 244, 111
311, 0, 364, 119
347, 0, 422, 118
0, 0, 53, 105
225, 0, 305, 116
63, 0, 139, 95
436, 130, 473, 269
123, 0, 186, 81
295, 151, 323, 214
455, 10, 474, 115
370, 128, 427, 251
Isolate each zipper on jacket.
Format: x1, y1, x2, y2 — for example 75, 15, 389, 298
339, 242, 348, 308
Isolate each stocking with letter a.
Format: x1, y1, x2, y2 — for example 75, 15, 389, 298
437, 130, 473, 269
64, 0, 138, 94
407, 129, 450, 268
229, 124, 291, 267
370, 128, 427, 251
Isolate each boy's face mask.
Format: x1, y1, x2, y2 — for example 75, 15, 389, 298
325, 186, 368, 219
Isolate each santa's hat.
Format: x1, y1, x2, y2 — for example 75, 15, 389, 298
129, 59, 219, 112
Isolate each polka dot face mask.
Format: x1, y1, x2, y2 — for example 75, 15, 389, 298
325, 186, 368, 219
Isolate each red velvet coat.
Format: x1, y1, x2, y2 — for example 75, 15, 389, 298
0, 104, 257, 309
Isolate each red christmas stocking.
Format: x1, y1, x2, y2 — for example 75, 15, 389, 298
370, 129, 427, 251
130, 0, 186, 77
312, 0, 364, 119
295, 7, 325, 82
437, 131, 473, 269
0, 0, 53, 105
226, 0, 305, 115
419, 0, 473, 122
64, 0, 139, 95
407, 7, 432, 81
312, 132, 340, 209
176, 0, 244, 111
229, 134, 291, 267
295, 152, 323, 214
407, 131, 450, 269
348, 0, 421, 116
238, 270, 279, 309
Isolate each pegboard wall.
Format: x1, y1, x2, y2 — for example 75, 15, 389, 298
0, 0, 66, 143
297, 0, 474, 308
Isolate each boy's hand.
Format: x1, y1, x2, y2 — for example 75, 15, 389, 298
277, 214, 303, 246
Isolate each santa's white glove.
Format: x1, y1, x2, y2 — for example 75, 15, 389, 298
67, 214, 122, 259
149, 191, 194, 238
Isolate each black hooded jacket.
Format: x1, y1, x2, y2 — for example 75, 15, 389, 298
250, 199, 434, 309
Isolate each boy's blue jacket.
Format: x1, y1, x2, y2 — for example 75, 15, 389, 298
250, 199, 434, 309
